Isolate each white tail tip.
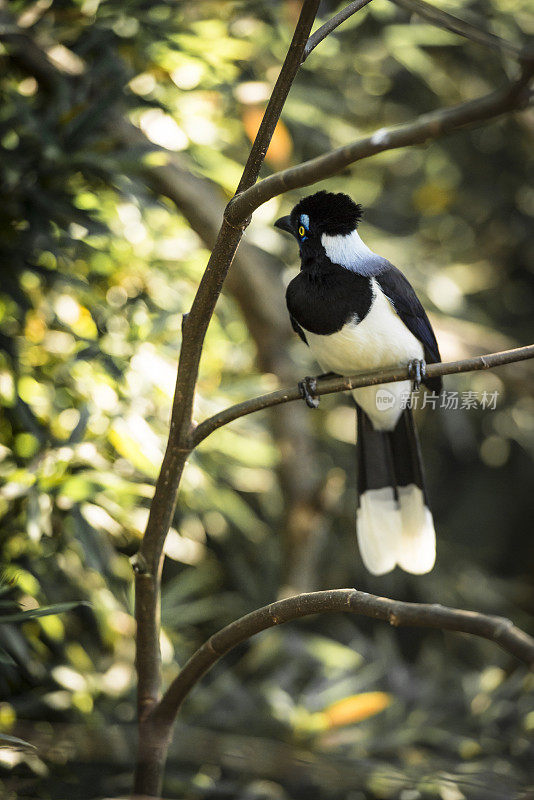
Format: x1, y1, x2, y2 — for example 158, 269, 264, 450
357, 484, 436, 575
357, 487, 401, 575
398, 485, 436, 574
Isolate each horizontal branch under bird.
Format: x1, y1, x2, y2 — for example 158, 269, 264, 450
191, 344, 534, 446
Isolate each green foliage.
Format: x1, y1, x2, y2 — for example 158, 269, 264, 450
0, 1, 533, 798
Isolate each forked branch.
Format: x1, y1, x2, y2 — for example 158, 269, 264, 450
226, 64, 533, 223
132, 4, 321, 794
303, 0, 373, 61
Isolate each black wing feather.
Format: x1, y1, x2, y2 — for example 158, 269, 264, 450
376, 264, 442, 392
290, 314, 308, 345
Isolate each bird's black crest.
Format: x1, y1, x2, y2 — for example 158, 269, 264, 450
290, 191, 363, 236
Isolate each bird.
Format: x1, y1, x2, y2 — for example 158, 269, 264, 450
275, 190, 442, 576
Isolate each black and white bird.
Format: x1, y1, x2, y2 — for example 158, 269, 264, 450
275, 191, 441, 576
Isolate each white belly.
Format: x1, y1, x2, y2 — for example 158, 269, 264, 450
303, 281, 423, 430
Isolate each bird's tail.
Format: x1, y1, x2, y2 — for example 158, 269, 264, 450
356, 406, 436, 576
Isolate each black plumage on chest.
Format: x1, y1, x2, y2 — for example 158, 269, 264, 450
286, 258, 374, 337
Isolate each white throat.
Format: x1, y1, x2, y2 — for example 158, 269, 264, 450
321, 228, 376, 273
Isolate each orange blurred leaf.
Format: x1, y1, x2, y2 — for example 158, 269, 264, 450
242, 107, 292, 167
323, 691, 392, 728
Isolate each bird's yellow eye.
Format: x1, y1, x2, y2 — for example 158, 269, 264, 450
298, 225, 306, 237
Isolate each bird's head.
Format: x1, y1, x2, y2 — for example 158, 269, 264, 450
275, 191, 363, 257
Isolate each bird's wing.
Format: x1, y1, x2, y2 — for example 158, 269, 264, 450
290, 314, 308, 345
376, 264, 442, 391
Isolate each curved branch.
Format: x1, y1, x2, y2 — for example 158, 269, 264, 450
192, 344, 534, 446
388, 0, 531, 61
225, 66, 533, 224
303, 0, 373, 62
151, 588, 534, 731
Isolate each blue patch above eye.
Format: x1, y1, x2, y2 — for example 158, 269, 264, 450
300, 214, 310, 230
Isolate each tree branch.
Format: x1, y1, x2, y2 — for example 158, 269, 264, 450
388, 0, 532, 61
151, 588, 534, 732
191, 344, 534, 446
226, 65, 533, 224
136, 0, 319, 577
302, 0, 373, 62
236, 1, 320, 193
132, 4, 320, 794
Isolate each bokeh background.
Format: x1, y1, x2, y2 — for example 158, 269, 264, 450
1, 1, 533, 798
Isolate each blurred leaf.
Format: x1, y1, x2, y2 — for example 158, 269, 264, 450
322, 691, 392, 728
0, 602, 88, 624
242, 108, 292, 167
0, 733, 36, 750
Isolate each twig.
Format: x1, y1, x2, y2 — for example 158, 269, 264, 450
388, 0, 531, 61
192, 344, 534, 446
151, 588, 534, 731
302, 0, 373, 62
226, 65, 533, 224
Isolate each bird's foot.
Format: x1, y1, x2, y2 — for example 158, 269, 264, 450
408, 358, 426, 392
298, 376, 320, 409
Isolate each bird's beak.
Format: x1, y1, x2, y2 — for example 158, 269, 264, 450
274, 215, 293, 235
